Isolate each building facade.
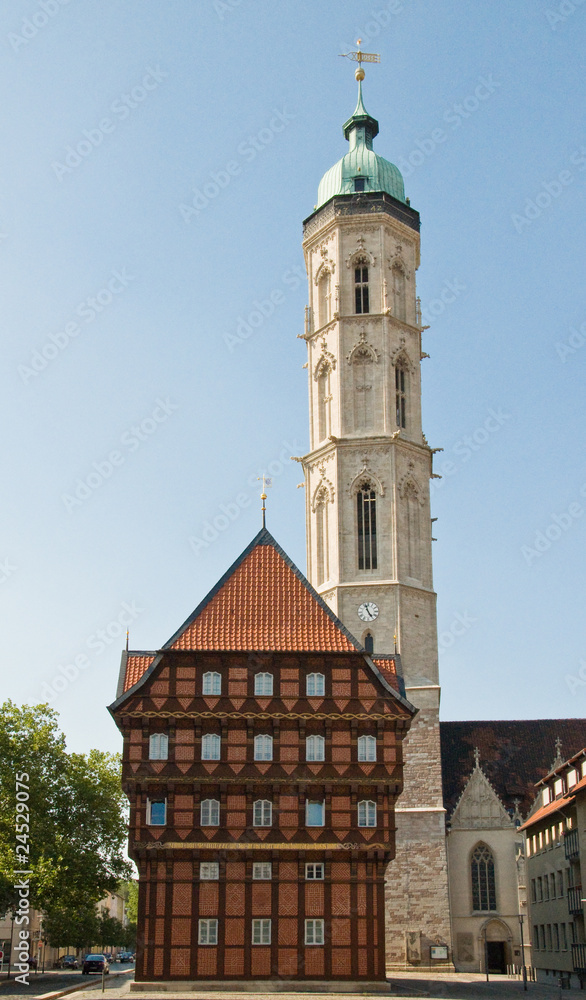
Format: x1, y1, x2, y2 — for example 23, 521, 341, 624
299, 76, 451, 968
523, 748, 586, 987
110, 531, 414, 983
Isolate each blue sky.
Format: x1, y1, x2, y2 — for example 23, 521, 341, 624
1, 0, 585, 755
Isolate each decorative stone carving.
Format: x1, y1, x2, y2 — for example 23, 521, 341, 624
313, 339, 337, 380
347, 330, 380, 365
449, 755, 515, 831
345, 235, 376, 269
347, 459, 385, 497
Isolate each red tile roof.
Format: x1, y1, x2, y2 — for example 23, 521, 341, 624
124, 654, 155, 692
520, 771, 586, 830
372, 656, 400, 691
170, 538, 357, 653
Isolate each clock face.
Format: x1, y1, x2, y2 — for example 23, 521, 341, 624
358, 601, 379, 623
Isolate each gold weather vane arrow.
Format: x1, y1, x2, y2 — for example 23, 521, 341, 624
340, 39, 380, 80
258, 474, 272, 529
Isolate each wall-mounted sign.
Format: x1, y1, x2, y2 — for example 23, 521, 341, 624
431, 945, 448, 960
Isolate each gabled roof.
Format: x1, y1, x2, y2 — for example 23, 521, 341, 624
112, 527, 413, 712
440, 719, 586, 820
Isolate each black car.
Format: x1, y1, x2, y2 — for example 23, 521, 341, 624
82, 954, 110, 975
117, 951, 135, 963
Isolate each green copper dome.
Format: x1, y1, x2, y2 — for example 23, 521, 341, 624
316, 81, 406, 208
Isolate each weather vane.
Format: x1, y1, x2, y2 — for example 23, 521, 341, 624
340, 39, 380, 81
258, 474, 272, 529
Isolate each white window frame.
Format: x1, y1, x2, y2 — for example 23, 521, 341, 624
253, 799, 273, 827
306, 672, 325, 696
200, 862, 219, 880
305, 863, 324, 880
254, 734, 273, 761
146, 798, 167, 826
202, 671, 222, 695
305, 800, 325, 827
305, 918, 324, 945
358, 799, 377, 827
200, 798, 220, 827
357, 735, 376, 762
202, 733, 221, 760
149, 733, 169, 760
252, 918, 271, 945
306, 735, 325, 762
198, 918, 218, 945
252, 862, 272, 880
254, 672, 274, 696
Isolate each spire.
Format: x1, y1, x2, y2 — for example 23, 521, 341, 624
342, 76, 379, 149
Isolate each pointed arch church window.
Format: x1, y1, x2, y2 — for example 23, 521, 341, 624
353, 349, 374, 432
315, 493, 329, 587
355, 264, 369, 314
471, 843, 497, 911
357, 485, 377, 570
317, 366, 331, 442
363, 632, 374, 654
318, 271, 331, 327
395, 364, 407, 429
392, 264, 407, 322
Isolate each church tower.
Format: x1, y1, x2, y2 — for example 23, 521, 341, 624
299, 61, 452, 968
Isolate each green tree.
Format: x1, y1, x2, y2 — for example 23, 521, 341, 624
0, 701, 132, 918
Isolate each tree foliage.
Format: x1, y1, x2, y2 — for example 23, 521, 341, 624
0, 701, 132, 919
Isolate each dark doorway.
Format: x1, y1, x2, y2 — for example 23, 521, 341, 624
487, 941, 506, 974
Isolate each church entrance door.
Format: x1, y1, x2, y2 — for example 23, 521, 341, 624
487, 941, 506, 974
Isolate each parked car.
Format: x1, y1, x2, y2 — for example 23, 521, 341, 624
82, 954, 110, 975
117, 951, 134, 963
58, 955, 79, 969
25, 956, 37, 969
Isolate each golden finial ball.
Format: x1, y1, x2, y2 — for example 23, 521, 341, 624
355, 67, 365, 81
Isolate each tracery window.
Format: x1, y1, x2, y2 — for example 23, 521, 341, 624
355, 264, 369, 314
471, 843, 497, 911
357, 484, 377, 570
395, 364, 407, 429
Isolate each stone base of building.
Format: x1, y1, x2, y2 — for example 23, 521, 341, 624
130, 979, 395, 993
386, 961, 455, 973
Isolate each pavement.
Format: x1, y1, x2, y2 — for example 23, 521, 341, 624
0, 971, 579, 1000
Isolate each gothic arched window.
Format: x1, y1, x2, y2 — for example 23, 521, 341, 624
318, 271, 331, 328
395, 363, 407, 429
355, 263, 369, 314
317, 366, 331, 443
363, 632, 374, 654
353, 349, 374, 431
357, 484, 377, 570
392, 264, 407, 322
315, 490, 329, 587
471, 843, 497, 911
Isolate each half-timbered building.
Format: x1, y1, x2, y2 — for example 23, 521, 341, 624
109, 529, 414, 983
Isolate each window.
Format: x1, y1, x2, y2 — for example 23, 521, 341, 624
357, 735, 376, 762
539, 925, 545, 950
315, 492, 329, 586
317, 365, 331, 442
554, 777, 564, 797
254, 734, 273, 761
198, 919, 218, 945
537, 876, 543, 901
364, 632, 374, 654
553, 924, 560, 951
306, 672, 325, 696
358, 800, 377, 827
352, 346, 375, 432
254, 672, 273, 697
533, 926, 539, 951
306, 800, 325, 827
542, 786, 552, 805
252, 862, 272, 880
543, 876, 549, 901
557, 870, 564, 897
318, 271, 331, 327
305, 863, 324, 880
561, 923, 568, 951
568, 768, 578, 788
200, 798, 220, 826
546, 925, 552, 951
549, 873, 556, 898
392, 264, 406, 322
252, 919, 271, 945
355, 264, 369, 314
149, 733, 168, 760
147, 799, 166, 826
531, 878, 536, 903
395, 364, 407, 428
471, 844, 496, 911
202, 671, 221, 695
306, 735, 325, 762
305, 919, 325, 945
202, 733, 221, 760
200, 862, 219, 880
253, 800, 272, 827
354, 176, 365, 192
357, 485, 377, 570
